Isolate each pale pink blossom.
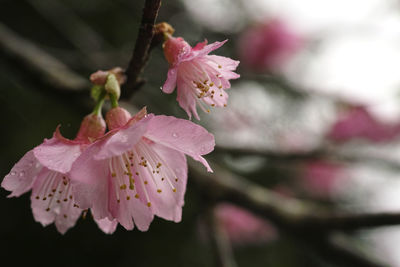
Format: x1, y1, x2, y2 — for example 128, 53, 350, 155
328, 105, 400, 143
215, 203, 277, 245
300, 161, 345, 198
70, 107, 215, 231
238, 19, 302, 72
162, 36, 240, 120
1, 114, 117, 234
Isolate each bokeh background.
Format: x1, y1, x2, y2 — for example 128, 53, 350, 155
2, 0, 400, 266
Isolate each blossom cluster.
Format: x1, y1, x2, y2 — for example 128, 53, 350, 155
2, 32, 239, 234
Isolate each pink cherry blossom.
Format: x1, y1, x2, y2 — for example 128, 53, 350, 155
300, 160, 345, 198
70, 107, 215, 231
328, 105, 400, 143
162, 36, 240, 120
238, 19, 302, 72
1, 114, 116, 234
214, 203, 277, 245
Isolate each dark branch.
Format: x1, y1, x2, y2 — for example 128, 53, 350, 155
189, 160, 400, 232
123, 0, 162, 98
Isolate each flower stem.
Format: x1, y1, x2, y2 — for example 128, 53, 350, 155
109, 93, 119, 108
92, 90, 107, 115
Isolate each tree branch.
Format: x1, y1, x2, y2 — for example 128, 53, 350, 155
123, 0, 162, 98
189, 160, 400, 232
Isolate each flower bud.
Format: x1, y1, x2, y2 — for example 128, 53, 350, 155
106, 107, 132, 130
105, 74, 121, 100
75, 113, 106, 142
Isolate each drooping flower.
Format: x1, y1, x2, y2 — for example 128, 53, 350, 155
238, 18, 302, 72
1, 114, 117, 234
162, 36, 240, 120
70, 107, 215, 231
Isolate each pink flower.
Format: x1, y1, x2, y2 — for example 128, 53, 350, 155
1, 114, 117, 234
70, 107, 215, 231
300, 161, 345, 198
238, 19, 302, 72
215, 203, 277, 245
328, 105, 400, 143
162, 36, 240, 120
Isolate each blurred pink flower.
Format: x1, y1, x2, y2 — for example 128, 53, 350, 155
1, 114, 117, 234
301, 161, 345, 198
162, 36, 240, 120
328, 105, 400, 143
238, 19, 302, 72
215, 203, 277, 245
70, 107, 215, 231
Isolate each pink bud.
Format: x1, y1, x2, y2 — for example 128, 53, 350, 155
105, 107, 132, 130
75, 113, 106, 142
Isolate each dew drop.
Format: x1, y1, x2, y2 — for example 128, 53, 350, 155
19, 171, 25, 177
172, 133, 178, 138
10, 171, 16, 176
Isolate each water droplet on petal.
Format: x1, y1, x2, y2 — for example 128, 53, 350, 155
172, 133, 178, 138
10, 171, 16, 176
19, 171, 25, 177
200, 146, 206, 152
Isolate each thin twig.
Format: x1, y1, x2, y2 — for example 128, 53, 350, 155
189, 160, 400, 232
306, 235, 386, 267
123, 0, 162, 98
204, 206, 238, 267
0, 23, 88, 91
216, 145, 400, 172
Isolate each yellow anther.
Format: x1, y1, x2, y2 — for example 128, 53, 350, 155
157, 189, 162, 193
218, 65, 222, 68
135, 194, 139, 198
144, 181, 148, 185
120, 184, 127, 190
173, 188, 177, 193
147, 202, 151, 207
126, 196, 130, 200
111, 172, 116, 177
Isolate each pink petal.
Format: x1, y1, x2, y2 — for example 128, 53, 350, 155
2, 150, 42, 197
94, 217, 118, 234
94, 115, 154, 160
70, 145, 111, 220
144, 115, 215, 172
34, 136, 82, 173
192, 39, 208, 51
189, 40, 228, 59
30, 169, 81, 234
176, 79, 200, 120
207, 55, 240, 71
142, 142, 188, 222
162, 67, 178, 94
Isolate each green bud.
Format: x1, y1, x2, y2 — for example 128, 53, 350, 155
105, 74, 121, 100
